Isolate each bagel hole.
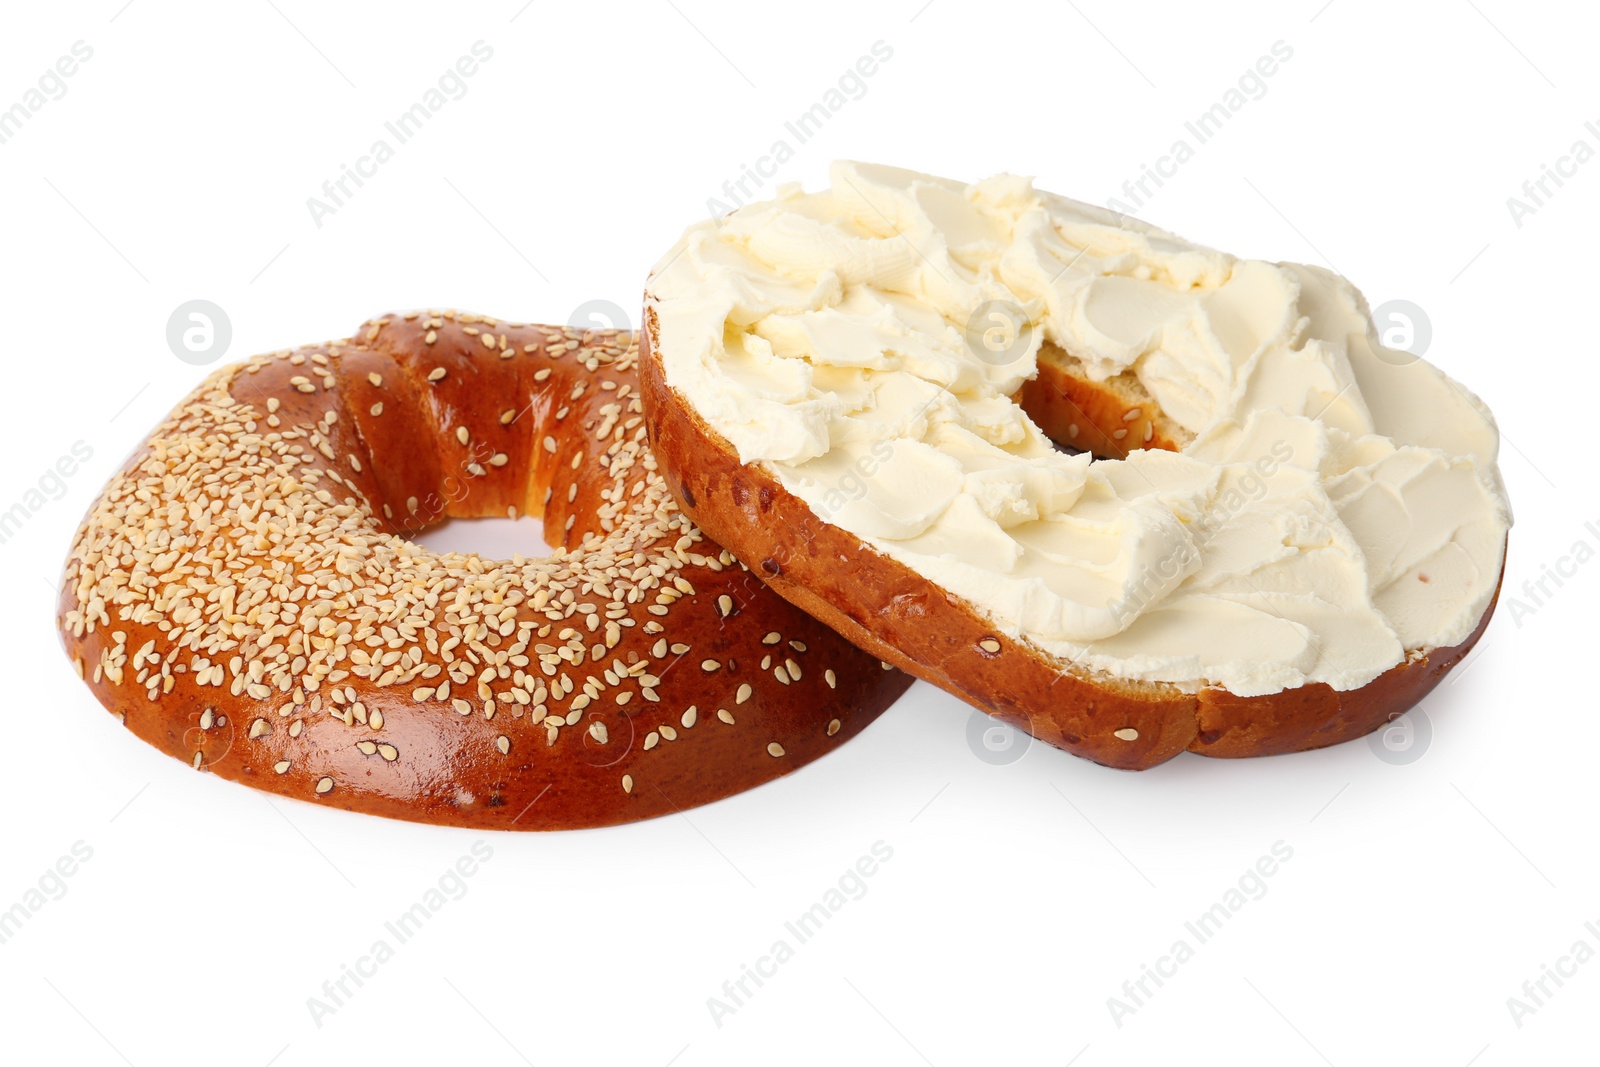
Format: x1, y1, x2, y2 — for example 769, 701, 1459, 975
407, 514, 554, 559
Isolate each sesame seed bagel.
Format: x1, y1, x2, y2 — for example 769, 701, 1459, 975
58, 311, 909, 828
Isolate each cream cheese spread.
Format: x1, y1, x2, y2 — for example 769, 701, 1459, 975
646, 161, 1511, 696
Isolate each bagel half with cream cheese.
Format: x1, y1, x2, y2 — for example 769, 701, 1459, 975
641, 162, 1510, 770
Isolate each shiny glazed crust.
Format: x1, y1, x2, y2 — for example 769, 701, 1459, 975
640, 307, 1503, 770
57, 312, 909, 828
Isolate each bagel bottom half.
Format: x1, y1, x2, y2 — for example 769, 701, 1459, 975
640, 310, 1503, 771
58, 311, 910, 828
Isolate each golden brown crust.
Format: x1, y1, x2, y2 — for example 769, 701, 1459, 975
1017, 343, 1189, 457
57, 312, 909, 828
640, 307, 1502, 770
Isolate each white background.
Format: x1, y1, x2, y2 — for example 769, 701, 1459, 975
2, 1, 1594, 1064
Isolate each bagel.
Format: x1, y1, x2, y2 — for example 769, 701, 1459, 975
641, 161, 1511, 770
57, 311, 909, 828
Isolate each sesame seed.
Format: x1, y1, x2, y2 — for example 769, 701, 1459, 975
315, 777, 334, 794
827, 719, 841, 736
496, 735, 511, 754
767, 742, 785, 758
825, 670, 837, 689
717, 709, 735, 725
622, 774, 633, 794
701, 659, 720, 672
979, 638, 1001, 654
681, 706, 698, 728
736, 683, 752, 704
1114, 728, 1140, 741
273, 760, 291, 775
428, 366, 447, 381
